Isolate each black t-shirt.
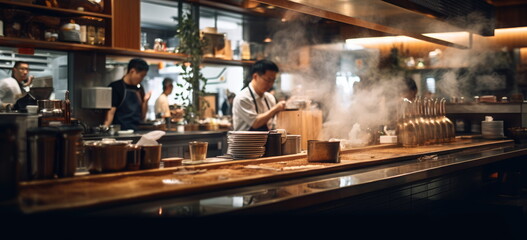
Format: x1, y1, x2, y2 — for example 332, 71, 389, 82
108, 79, 146, 108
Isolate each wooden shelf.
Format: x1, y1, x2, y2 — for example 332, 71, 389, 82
0, 36, 255, 66
0, 0, 112, 18
106, 49, 255, 66
0, 36, 112, 52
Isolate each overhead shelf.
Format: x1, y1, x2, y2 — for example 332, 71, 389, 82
0, 0, 112, 19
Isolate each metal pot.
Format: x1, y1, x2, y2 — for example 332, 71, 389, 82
86, 139, 128, 173
281, 134, 301, 155
307, 140, 340, 163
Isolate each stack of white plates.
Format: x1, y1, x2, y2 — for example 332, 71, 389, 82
227, 131, 269, 159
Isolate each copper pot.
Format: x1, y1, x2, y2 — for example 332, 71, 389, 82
140, 144, 162, 169
86, 140, 128, 173
307, 140, 340, 163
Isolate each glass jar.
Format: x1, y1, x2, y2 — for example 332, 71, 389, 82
87, 25, 96, 45
96, 27, 105, 45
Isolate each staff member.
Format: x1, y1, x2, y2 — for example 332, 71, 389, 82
154, 77, 174, 119
154, 77, 184, 121
232, 59, 286, 131
103, 58, 151, 131
0, 61, 33, 107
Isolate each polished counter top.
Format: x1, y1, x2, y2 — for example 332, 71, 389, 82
82, 130, 228, 140
4, 138, 525, 216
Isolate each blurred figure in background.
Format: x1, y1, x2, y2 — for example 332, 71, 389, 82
155, 77, 174, 119
401, 76, 418, 101
155, 77, 184, 122
221, 92, 236, 116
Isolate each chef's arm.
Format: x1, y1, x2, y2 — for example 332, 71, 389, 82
142, 91, 152, 121
251, 101, 286, 129
103, 107, 116, 127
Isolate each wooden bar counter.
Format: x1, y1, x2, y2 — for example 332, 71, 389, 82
3, 137, 527, 218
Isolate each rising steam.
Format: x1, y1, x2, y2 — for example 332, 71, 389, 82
265, 9, 518, 142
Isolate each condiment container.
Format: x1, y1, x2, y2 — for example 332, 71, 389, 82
281, 134, 301, 155
307, 140, 340, 163
86, 139, 128, 173
140, 144, 162, 169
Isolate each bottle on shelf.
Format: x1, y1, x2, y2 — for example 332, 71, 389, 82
64, 90, 71, 125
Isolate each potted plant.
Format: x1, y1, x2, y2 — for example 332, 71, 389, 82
174, 13, 209, 131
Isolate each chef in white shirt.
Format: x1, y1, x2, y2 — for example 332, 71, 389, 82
232, 59, 286, 131
0, 61, 33, 108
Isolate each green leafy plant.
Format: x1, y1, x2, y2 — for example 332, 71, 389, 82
174, 13, 209, 124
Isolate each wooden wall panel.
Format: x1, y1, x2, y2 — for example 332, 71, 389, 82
112, 0, 141, 50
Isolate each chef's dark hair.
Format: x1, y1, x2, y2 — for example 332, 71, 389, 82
127, 58, 149, 73
403, 76, 417, 92
11, 61, 29, 78
243, 59, 279, 88
162, 77, 173, 91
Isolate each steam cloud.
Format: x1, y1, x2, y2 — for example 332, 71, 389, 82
265, 9, 518, 142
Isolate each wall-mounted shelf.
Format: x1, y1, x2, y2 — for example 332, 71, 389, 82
0, 37, 254, 66
106, 48, 255, 66
0, 36, 112, 51
0, 0, 111, 18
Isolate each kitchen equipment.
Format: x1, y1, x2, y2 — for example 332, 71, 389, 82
141, 144, 162, 169
26, 125, 82, 179
276, 109, 323, 151
81, 87, 112, 109
264, 132, 282, 157
30, 76, 54, 100
126, 143, 141, 171
227, 131, 268, 159
55, 125, 83, 178
307, 140, 340, 163
0, 123, 19, 201
281, 134, 301, 155
38, 99, 64, 126
26, 127, 57, 180
482, 116, 504, 139
86, 139, 129, 173
0, 113, 39, 181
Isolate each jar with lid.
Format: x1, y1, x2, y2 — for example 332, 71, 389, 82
96, 26, 105, 45
87, 25, 96, 45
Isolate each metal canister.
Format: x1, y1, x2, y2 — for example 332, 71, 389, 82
264, 133, 282, 157
54, 126, 83, 178
126, 143, 141, 171
281, 135, 301, 155
307, 140, 340, 163
26, 127, 57, 180
0, 123, 19, 201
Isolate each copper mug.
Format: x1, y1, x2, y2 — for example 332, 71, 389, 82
141, 144, 162, 169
